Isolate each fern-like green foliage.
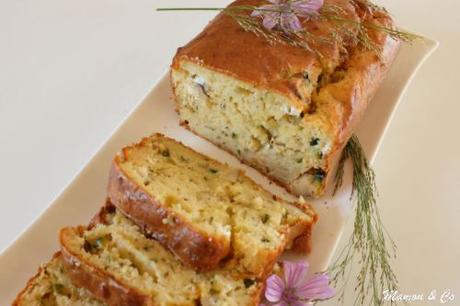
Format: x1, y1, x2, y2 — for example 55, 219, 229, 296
157, 0, 421, 57
331, 135, 398, 306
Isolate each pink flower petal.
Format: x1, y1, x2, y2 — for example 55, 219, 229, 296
292, 0, 324, 16
265, 274, 285, 302
268, 0, 282, 3
289, 301, 313, 306
280, 13, 302, 32
295, 274, 335, 300
283, 261, 309, 288
262, 12, 280, 30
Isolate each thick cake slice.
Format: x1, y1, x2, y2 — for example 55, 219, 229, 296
60, 206, 264, 306
13, 253, 104, 306
107, 133, 317, 274
171, 0, 400, 198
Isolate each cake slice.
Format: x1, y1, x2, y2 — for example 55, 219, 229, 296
12, 253, 104, 306
60, 206, 265, 306
171, 0, 400, 198
107, 133, 317, 274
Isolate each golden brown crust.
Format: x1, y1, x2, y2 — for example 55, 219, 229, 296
107, 158, 230, 271
319, 19, 400, 195
172, 0, 401, 198
60, 209, 265, 306
60, 227, 151, 306
163, 132, 317, 256
172, 0, 359, 105
173, 0, 399, 146
289, 202, 318, 253
12, 266, 44, 305
108, 134, 317, 274
12, 252, 62, 306
88, 199, 117, 229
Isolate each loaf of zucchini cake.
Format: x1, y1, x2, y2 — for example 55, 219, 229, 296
108, 133, 317, 274
60, 205, 266, 306
171, 0, 400, 197
13, 253, 104, 306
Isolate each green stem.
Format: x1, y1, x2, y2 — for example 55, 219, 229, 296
323, 14, 421, 41
331, 135, 398, 306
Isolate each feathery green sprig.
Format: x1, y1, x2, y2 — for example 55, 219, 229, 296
331, 135, 398, 305
157, 1, 421, 56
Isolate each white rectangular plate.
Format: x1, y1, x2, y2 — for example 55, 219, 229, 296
0, 37, 437, 304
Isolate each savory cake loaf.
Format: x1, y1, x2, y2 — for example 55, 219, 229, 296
108, 133, 317, 274
60, 206, 265, 306
171, 0, 400, 197
13, 253, 104, 306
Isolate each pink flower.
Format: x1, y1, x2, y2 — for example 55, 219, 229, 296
251, 0, 324, 33
263, 261, 334, 306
